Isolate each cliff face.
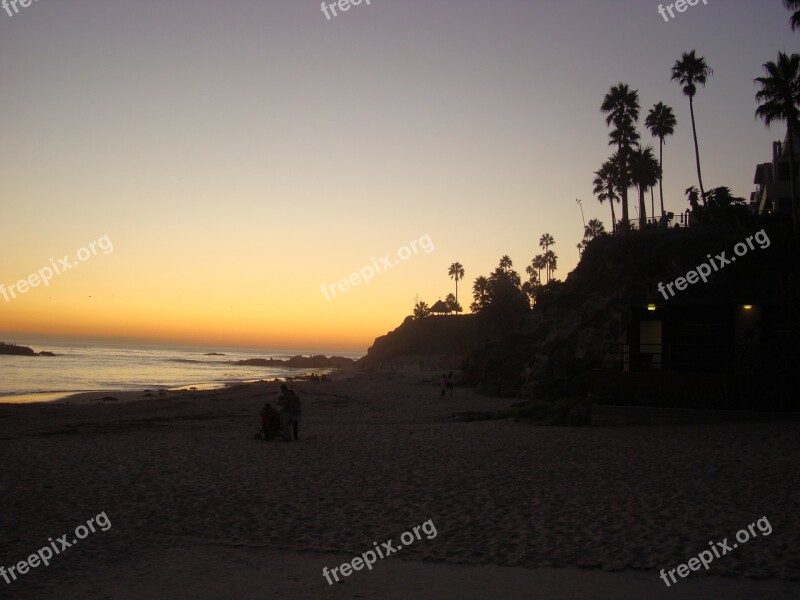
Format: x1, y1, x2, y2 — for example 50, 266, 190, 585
364, 219, 799, 407
361, 315, 483, 365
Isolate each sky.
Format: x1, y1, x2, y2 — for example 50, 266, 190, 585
0, 0, 797, 352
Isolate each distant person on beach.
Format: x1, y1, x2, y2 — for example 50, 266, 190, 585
446, 371, 454, 396
287, 389, 302, 440
259, 402, 279, 440
440, 374, 447, 399
277, 384, 293, 441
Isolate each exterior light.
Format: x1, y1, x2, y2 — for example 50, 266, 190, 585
743, 305, 753, 310
647, 304, 657, 311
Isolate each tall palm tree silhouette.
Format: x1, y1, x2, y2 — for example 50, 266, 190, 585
601, 84, 640, 228
499, 255, 513, 271
756, 52, 800, 236
532, 254, 547, 284
672, 51, 713, 204
448, 262, 465, 306
645, 102, 677, 219
538, 233, 555, 254
594, 159, 620, 231
544, 250, 558, 283
629, 146, 662, 229
785, 0, 800, 30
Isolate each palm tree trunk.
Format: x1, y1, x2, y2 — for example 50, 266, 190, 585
455, 279, 458, 306
610, 200, 617, 232
650, 187, 655, 224
658, 137, 665, 218
639, 186, 647, 229
619, 143, 629, 228
788, 122, 799, 238
689, 96, 707, 205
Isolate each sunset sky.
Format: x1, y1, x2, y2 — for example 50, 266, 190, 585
0, 0, 796, 351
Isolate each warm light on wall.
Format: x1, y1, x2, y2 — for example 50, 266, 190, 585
647, 304, 657, 311
743, 305, 753, 310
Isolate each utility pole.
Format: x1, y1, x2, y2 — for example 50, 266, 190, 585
576, 198, 585, 230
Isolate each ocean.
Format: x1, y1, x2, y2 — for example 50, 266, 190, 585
0, 342, 363, 403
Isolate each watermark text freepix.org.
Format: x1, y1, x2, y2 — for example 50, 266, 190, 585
322, 519, 437, 585
1, 511, 111, 585
657, 229, 770, 300
3, 0, 42, 18
320, 234, 434, 301
321, 0, 371, 21
658, 0, 708, 23
1, 235, 114, 304
659, 515, 771, 587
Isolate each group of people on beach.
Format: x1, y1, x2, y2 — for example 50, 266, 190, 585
258, 384, 301, 441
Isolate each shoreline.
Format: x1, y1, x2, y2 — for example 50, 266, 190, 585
0, 367, 347, 405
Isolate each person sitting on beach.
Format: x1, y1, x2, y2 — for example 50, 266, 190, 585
286, 389, 302, 440
259, 402, 279, 440
277, 384, 293, 441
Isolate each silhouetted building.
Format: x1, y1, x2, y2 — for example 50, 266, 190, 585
751, 130, 800, 217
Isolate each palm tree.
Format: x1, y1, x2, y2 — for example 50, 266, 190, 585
584, 218, 605, 240
645, 102, 677, 218
544, 250, 558, 282
499, 255, 513, 271
756, 52, 800, 236
629, 146, 662, 228
672, 51, 713, 203
594, 158, 620, 231
413, 301, 430, 320
471, 276, 490, 312
525, 261, 540, 286
448, 262, 465, 306
444, 293, 462, 314
785, 0, 800, 30
523, 262, 540, 306
601, 83, 641, 228
538, 233, 555, 254
532, 254, 547, 283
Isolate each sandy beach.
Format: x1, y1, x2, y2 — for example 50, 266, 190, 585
1, 368, 799, 599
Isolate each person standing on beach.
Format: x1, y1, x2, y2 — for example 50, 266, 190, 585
439, 374, 447, 399
446, 371, 454, 396
287, 388, 301, 440
277, 384, 293, 441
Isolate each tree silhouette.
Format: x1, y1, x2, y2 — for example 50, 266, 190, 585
584, 218, 605, 240
544, 250, 558, 282
629, 145, 662, 228
444, 293, 462, 314
448, 262, 465, 306
594, 159, 620, 232
601, 83, 640, 228
532, 254, 547, 283
470, 276, 490, 313
645, 102, 677, 219
538, 233, 555, 254
785, 0, 800, 30
413, 301, 431, 320
672, 51, 712, 203
755, 52, 800, 236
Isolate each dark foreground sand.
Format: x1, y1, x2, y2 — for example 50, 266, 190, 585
1, 368, 799, 599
